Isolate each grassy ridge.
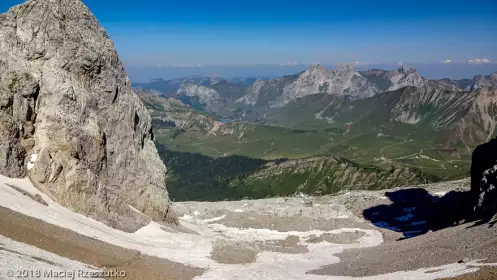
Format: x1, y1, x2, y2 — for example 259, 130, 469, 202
158, 144, 429, 201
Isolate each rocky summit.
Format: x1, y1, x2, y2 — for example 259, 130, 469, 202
0, 0, 176, 232
233, 64, 433, 109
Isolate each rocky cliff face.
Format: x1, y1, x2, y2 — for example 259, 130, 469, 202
361, 66, 427, 92
470, 138, 497, 223
235, 80, 266, 106
387, 86, 497, 145
236, 73, 300, 108
236, 64, 378, 108
386, 66, 427, 91
138, 91, 219, 133
466, 72, 497, 91
177, 83, 223, 111
427, 79, 465, 91
0, 0, 176, 231
279, 64, 377, 106
236, 65, 434, 109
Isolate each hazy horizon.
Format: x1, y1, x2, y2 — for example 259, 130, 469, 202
127, 63, 497, 83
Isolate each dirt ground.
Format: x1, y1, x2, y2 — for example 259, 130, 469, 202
210, 235, 309, 264
445, 267, 497, 280
0, 206, 205, 280
309, 221, 497, 277
1, 176, 496, 280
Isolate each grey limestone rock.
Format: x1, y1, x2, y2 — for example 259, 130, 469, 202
0, 0, 176, 232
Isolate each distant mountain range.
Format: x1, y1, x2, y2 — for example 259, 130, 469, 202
127, 63, 497, 83
134, 75, 266, 98
134, 65, 497, 198
135, 64, 496, 119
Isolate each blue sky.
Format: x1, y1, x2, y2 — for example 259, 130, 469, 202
1, 0, 496, 79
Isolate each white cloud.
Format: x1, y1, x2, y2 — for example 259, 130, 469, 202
279, 62, 299, 66
442, 60, 452, 64
468, 58, 490, 64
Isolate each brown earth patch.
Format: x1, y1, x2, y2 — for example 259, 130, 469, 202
211, 243, 258, 264
305, 231, 366, 244
0, 246, 60, 266
444, 266, 497, 280
218, 212, 370, 232
211, 235, 309, 264
309, 222, 497, 278
0, 206, 205, 280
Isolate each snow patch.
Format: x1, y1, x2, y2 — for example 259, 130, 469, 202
0, 235, 102, 279
180, 214, 226, 224
434, 191, 448, 196
26, 153, 38, 171
373, 221, 402, 232
0, 174, 495, 280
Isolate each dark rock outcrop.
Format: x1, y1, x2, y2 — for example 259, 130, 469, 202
470, 138, 497, 222
0, 0, 176, 232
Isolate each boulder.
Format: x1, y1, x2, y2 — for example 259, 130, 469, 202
470, 138, 497, 222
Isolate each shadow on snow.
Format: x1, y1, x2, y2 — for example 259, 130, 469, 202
363, 188, 472, 240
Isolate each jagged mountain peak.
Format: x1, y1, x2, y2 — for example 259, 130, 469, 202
309, 63, 326, 70
397, 65, 412, 74
335, 63, 356, 73
305, 63, 356, 74
363, 65, 427, 91
467, 71, 497, 91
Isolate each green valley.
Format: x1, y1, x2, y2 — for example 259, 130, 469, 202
136, 68, 497, 201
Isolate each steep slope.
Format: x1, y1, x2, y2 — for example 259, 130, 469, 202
236, 64, 377, 108
236, 65, 433, 112
268, 85, 497, 149
177, 83, 225, 112
229, 156, 427, 198
278, 64, 377, 106
176, 80, 250, 114
466, 72, 497, 91
134, 75, 225, 97
256, 85, 496, 182
210, 80, 249, 102
156, 142, 428, 202
236, 73, 301, 107
354, 86, 497, 147
0, 0, 175, 232
360, 66, 428, 91
428, 78, 473, 91
137, 91, 220, 133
